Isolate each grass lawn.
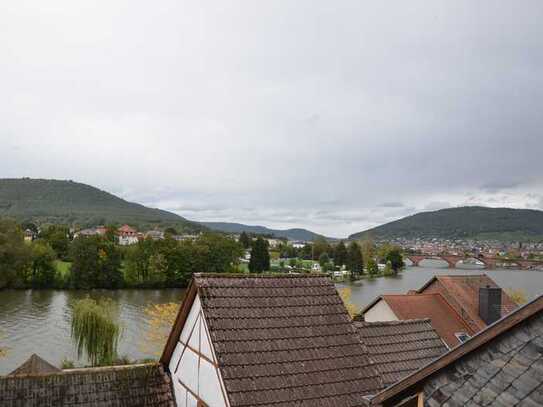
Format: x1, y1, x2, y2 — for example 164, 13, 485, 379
54, 260, 72, 278
236, 263, 249, 273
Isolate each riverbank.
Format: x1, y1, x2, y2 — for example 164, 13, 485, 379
1, 266, 542, 375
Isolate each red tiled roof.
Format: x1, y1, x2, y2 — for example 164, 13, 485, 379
418, 274, 518, 331
378, 294, 475, 348
118, 224, 136, 233
353, 319, 448, 387
165, 273, 384, 407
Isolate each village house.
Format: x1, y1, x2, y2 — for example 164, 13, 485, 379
74, 226, 107, 238
264, 238, 281, 249
370, 294, 543, 407
362, 293, 475, 348
23, 228, 35, 242
1, 273, 541, 407
160, 273, 384, 406
290, 240, 307, 249
117, 224, 139, 245
361, 274, 518, 348
146, 230, 165, 241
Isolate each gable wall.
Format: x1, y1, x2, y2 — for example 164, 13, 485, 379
168, 294, 230, 407
364, 300, 398, 322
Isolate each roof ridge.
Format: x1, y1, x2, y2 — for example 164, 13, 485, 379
383, 293, 443, 298
355, 318, 432, 326
194, 272, 329, 278
1, 363, 162, 380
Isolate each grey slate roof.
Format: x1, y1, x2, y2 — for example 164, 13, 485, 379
371, 294, 543, 407
353, 319, 448, 387
193, 273, 384, 407
420, 307, 543, 406
0, 363, 175, 407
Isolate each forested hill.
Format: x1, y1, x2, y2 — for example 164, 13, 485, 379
0, 178, 202, 232
200, 222, 328, 241
349, 206, 543, 241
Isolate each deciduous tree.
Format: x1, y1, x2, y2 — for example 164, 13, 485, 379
249, 237, 270, 273
334, 241, 348, 267
0, 219, 31, 288
347, 241, 364, 279
141, 302, 180, 356
71, 297, 121, 366
239, 231, 251, 249
30, 241, 57, 287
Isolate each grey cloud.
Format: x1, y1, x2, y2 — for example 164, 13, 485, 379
481, 181, 522, 193
378, 202, 405, 208
1, 1, 543, 237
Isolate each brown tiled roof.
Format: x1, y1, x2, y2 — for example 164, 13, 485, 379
353, 319, 448, 387
374, 294, 475, 348
417, 274, 518, 331
0, 363, 175, 407
176, 273, 383, 406
9, 354, 61, 376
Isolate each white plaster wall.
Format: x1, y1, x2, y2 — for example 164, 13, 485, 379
363, 300, 398, 322
169, 293, 229, 407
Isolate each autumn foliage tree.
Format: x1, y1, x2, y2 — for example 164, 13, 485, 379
142, 302, 180, 356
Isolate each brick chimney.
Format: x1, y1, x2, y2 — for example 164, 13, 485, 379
479, 285, 502, 325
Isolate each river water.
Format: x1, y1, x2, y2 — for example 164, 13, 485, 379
1, 263, 542, 375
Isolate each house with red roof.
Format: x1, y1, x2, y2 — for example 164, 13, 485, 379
361, 274, 518, 348
117, 224, 139, 245
416, 274, 518, 332
361, 293, 474, 348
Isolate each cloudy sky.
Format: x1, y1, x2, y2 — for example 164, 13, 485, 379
2, 1, 543, 237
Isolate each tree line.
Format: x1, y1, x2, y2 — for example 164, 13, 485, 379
238, 231, 404, 277
0, 219, 243, 289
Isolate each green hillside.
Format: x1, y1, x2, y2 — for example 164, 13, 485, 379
200, 222, 329, 241
0, 178, 202, 232
349, 206, 543, 241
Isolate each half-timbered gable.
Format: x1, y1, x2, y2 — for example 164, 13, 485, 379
161, 273, 383, 407
168, 293, 229, 407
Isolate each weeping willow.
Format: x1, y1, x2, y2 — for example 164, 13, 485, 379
71, 297, 121, 366
0, 331, 7, 358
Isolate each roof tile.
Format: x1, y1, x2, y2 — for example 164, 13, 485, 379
354, 319, 448, 387
194, 274, 383, 406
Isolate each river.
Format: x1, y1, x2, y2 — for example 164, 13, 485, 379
1, 263, 542, 375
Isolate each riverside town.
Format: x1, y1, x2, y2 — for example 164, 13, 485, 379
2, 1, 543, 406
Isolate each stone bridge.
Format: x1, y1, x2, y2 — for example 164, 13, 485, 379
405, 254, 543, 270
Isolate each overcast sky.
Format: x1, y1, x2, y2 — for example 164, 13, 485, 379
2, 1, 543, 237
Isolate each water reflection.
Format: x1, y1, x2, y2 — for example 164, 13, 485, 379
338, 262, 543, 310
1, 265, 541, 375
0, 288, 185, 374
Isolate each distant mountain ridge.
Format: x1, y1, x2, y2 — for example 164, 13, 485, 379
199, 221, 329, 241
0, 178, 202, 232
349, 206, 543, 241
